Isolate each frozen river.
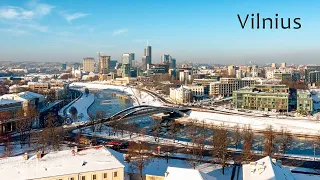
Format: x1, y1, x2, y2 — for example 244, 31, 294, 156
89, 89, 320, 159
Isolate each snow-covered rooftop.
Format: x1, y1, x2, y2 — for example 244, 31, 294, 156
0, 91, 44, 101
0, 146, 125, 180
0, 99, 23, 106
242, 156, 294, 180
165, 166, 217, 180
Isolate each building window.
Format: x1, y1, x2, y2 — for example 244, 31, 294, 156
81, 176, 86, 180
103, 173, 107, 178
92, 174, 97, 180
69, 178, 74, 180
114, 172, 118, 177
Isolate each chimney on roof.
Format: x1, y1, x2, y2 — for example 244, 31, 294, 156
36, 151, 42, 159
23, 152, 28, 160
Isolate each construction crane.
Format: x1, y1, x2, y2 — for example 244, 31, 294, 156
96, 52, 104, 58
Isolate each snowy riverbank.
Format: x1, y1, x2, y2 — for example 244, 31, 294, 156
70, 82, 163, 107
70, 82, 320, 136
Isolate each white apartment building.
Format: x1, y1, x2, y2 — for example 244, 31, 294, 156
179, 70, 193, 84
265, 68, 293, 79
184, 85, 204, 101
0, 146, 125, 180
170, 86, 191, 104
209, 78, 256, 98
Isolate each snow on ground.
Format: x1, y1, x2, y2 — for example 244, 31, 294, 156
109, 148, 233, 179
70, 82, 163, 106
64, 92, 94, 121
187, 111, 320, 135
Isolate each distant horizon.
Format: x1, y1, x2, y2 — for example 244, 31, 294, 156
1, 0, 320, 63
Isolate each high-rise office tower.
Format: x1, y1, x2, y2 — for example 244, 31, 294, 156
161, 54, 171, 64
122, 53, 130, 65
83, 57, 95, 72
281, 62, 286, 68
142, 45, 151, 70
98, 55, 110, 74
109, 60, 117, 71
170, 58, 177, 69
271, 63, 276, 68
142, 56, 147, 70
129, 53, 135, 62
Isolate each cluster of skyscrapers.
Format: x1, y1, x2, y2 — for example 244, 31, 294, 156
81, 44, 176, 79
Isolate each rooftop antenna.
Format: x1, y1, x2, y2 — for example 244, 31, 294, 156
147, 40, 149, 46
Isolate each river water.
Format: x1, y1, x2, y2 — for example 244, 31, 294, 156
88, 89, 320, 158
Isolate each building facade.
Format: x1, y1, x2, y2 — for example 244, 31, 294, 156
0, 146, 125, 180
169, 86, 191, 104
83, 57, 95, 72
0, 99, 23, 134
98, 55, 110, 74
233, 85, 289, 112
297, 90, 313, 114
184, 85, 204, 101
209, 78, 256, 98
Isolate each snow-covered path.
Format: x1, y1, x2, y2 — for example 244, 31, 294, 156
65, 92, 95, 121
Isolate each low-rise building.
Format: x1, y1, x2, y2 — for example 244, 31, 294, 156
0, 99, 23, 134
242, 156, 294, 180
184, 85, 204, 101
192, 78, 219, 95
28, 82, 50, 92
0, 146, 125, 180
0, 91, 44, 109
233, 85, 289, 112
297, 90, 313, 115
169, 86, 192, 104
209, 78, 256, 98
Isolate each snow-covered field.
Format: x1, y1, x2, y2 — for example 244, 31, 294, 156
109, 148, 234, 179
187, 111, 320, 135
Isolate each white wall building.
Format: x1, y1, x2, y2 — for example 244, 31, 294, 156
0, 146, 125, 180
170, 86, 191, 104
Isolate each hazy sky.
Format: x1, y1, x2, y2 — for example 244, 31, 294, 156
0, 0, 320, 64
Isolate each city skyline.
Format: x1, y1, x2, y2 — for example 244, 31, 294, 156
1, 0, 320, 64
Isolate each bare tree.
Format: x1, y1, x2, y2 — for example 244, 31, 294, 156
44, 113, 63, 151
211, 124, 230, 175
276, 127, 292, 155
2, 135, 13, 157
232, 124, 241, 150
69, 106, 78, 121
24, 105, 39, 146
241, 125, 254, 163
88, 112, 97, 133
33, 128, 50, 153
15, 109, 27, 147
169, 121, 181, 143
95, 110, 106, 132
151, 119, 162, 142
263, 125, 275, 157
126, 141, 151, 180
186, 119, 202, 169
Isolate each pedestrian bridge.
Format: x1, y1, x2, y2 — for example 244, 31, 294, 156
69, 105, 190, 129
